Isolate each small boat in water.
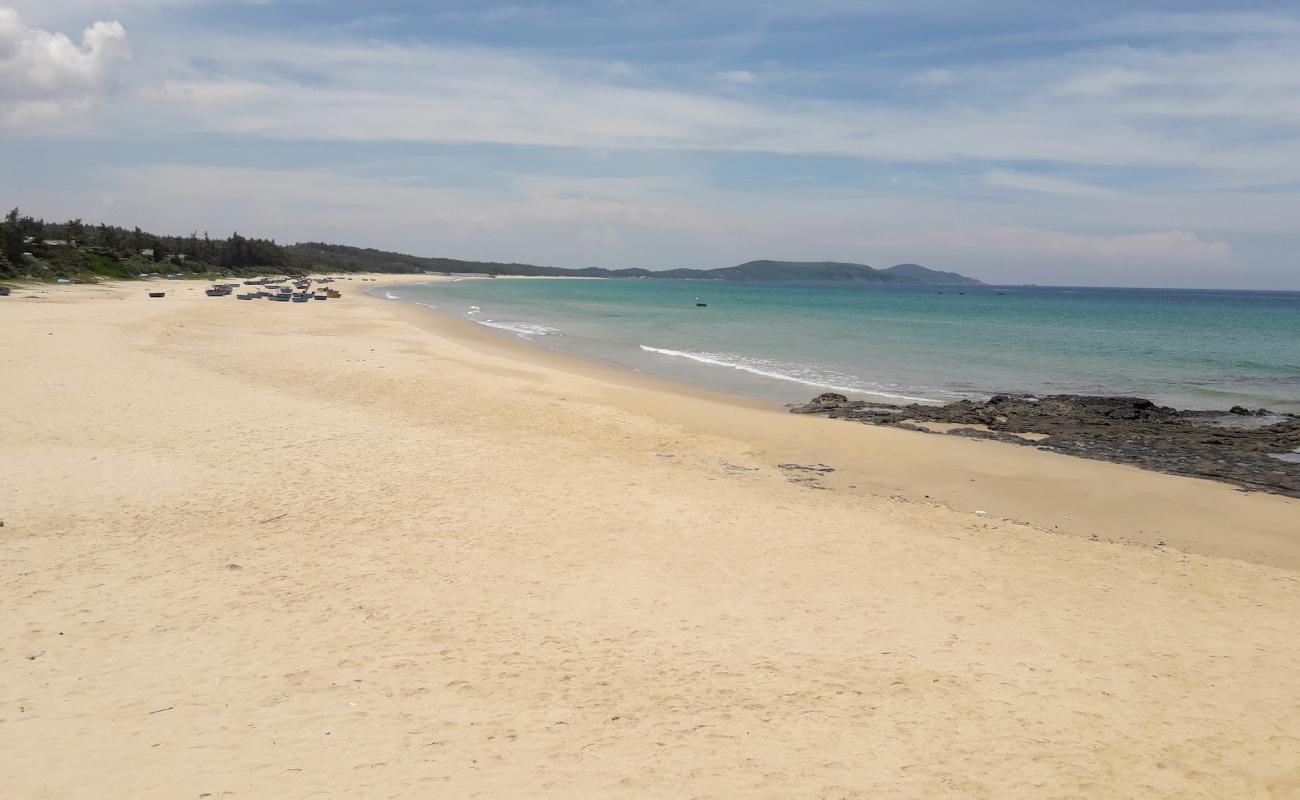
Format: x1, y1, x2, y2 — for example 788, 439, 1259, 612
695, 297, 708, 307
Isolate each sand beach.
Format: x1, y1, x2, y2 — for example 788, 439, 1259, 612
2, 277, 1298, 798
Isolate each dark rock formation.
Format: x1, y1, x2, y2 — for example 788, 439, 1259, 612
789, 393, 1300, 498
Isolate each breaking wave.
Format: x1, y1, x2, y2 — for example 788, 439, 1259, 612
639, 345, 942, 404
477, 320, 561, 337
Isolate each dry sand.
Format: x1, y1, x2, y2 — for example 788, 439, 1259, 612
2, 277, 1298, 799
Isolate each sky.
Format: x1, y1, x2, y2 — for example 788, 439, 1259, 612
2, 2, 1300, 288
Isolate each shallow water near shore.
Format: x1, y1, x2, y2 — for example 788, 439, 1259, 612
381, 279, 1300, 413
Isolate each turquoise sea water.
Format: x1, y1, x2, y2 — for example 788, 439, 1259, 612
379, 279, 1300, 413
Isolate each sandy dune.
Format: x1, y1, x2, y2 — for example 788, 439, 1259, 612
2, 279, 1297, 799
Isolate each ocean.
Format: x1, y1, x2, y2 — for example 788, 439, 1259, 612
378, 279, 1300, 414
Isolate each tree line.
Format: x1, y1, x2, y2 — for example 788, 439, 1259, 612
0, 208, 592, 282
1, 208, 290, 279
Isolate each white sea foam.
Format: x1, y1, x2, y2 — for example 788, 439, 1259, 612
384, 291, 400, 300
477, 319, 561, 337
639, 345, 942, 404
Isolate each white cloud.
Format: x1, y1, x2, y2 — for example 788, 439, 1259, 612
900, 67, 955, 86
983, 170, 1112, 198
926, 227, 1237, 271
109, 55, 1138, 166
717, 69, 757, 85
0, 7, 129, 95
3, 0, 214, 28
79, 164, 707, 250
0, 6, 129, 126
7, 5, 1300, 181
78, 25, 1294, 189
1089, 12, 1300, 39
3, 96, 93, 127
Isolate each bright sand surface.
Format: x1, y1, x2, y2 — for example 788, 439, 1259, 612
2, 277, 1298, 799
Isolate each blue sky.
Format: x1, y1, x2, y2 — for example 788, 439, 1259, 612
3, 1, 1300, 288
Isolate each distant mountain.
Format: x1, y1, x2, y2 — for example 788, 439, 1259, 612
880, 263, 981, 285
286, 244, 982, 285
686, 260, 982, 284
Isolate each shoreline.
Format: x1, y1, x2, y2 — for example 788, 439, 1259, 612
376, 279, 1300, 498
364, 278, 1300, 569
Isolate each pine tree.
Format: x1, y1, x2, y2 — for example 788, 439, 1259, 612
1, 208, 22, 264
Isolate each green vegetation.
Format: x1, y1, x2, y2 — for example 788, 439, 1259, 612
0, 208, 981, 286
0, 208, 290, 283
